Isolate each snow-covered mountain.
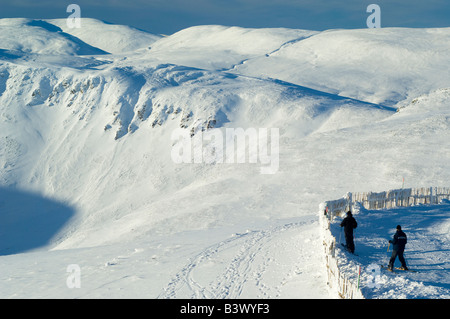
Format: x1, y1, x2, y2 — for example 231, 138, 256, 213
0, 18, 449, 298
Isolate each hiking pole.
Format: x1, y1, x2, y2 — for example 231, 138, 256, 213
357, 266, 362, 289
384, 242, 391, 269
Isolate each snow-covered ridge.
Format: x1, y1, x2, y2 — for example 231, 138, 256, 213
0, 18, 161, 55
0, 18, 106, 56
47, 18, 162, 54
0, 60, 393, 142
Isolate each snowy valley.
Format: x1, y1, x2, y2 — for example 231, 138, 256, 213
0, 18, 449, 299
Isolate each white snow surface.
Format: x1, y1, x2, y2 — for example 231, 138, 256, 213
0, 18, 449, 298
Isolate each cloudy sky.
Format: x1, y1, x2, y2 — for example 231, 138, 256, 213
0, 0, 449, 34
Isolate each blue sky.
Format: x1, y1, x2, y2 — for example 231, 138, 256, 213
0, 0, 449, 34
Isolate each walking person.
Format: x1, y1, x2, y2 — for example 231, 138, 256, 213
340, 211, 358, 254
388, 225, 408, 271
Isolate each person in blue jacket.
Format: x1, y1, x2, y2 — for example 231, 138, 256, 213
388, 225, 408, 271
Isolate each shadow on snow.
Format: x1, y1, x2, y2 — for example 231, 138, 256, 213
0, 187, 76, 256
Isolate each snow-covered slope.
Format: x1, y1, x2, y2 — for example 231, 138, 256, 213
0, 18, 449, 298
0, 18, 161, 56
47, 18, 162, 54
234, 27, 450, 106
0, 62, 393, 248
145, 25, 318, 70
0, 18, 107, 56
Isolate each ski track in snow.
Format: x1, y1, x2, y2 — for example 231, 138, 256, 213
158, 221, 325, 299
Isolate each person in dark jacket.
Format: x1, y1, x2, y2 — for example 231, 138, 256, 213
388, 225, 408, 271
340, 211, 358, 253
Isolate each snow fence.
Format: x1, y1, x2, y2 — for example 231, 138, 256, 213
319, 187, 450, 299
319, 192, 364, 299
353, 187, 450, 210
